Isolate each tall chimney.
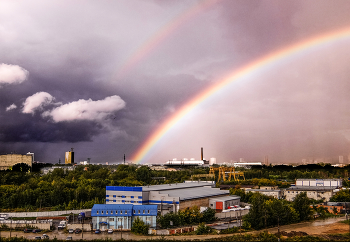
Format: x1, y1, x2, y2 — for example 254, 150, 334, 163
201, 147, 203, 160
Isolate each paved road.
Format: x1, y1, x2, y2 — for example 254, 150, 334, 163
0, 216, 347, 240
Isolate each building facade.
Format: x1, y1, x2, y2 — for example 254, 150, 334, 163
283, 186, 335, 201
0, 153, 33, 170
105, 182, 229, 215
65, 151, 74, 164
91, 204, 157, 230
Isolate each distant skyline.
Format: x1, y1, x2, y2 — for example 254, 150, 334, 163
1, 1, 350, 164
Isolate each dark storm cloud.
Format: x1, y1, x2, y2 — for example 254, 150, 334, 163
1, 0, 350, 164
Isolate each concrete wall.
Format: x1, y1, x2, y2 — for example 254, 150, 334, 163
0, 221, 51, 230
0, 209, 91, 218
0, 154, 32, 170
215, 209, 249, 220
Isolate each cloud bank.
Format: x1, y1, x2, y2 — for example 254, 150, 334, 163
22, 92, 55, 114
43, 95, 126, 122
0, 63, 28, 86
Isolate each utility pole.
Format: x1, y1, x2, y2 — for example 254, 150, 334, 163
81, 216, 84, 239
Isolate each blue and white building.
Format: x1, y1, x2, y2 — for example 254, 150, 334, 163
105, 182, 231, 215
91, 204, 157, 230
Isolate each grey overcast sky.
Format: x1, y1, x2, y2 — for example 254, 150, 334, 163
1, 0, 350, 164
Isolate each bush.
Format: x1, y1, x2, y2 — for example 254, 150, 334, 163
196, 222, 213, 235
220, 226, 239, 234
131, 217, 149, 235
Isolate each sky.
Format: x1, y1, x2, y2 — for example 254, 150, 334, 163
1, 0, 350, 165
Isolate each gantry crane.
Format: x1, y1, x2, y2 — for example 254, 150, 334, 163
209, 166, 245, 182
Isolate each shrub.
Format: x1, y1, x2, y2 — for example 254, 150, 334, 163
131, 217, 149, 235
196, 222, 213, 235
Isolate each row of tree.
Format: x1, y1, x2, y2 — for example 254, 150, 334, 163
0, 164, 207, 211
230, 189, 315, 230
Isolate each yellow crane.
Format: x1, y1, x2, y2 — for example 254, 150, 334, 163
209, 166, 245, 182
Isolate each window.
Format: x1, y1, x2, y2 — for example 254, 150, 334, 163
133, 210, 136, 214
138, 210, 140, 214
97, 211, 99, 214
111, 211, 113, 214
138, 196, 142, 199
113, 200, 116, 202
106, 195, 109, 197
148, 210, 150, 214
122, 200, 125, 203
131, 196, 134, 198
138, 201, 142, 203
106, 199, 109, 202
102, 211, 104, 214
124, 210, 127, 214
122, 195, 126, 198
109, 218, 114, 222
106, 211, 108, 214
131, 201, 134, 203
143, 210, 145, 214
113, 195, 116, 198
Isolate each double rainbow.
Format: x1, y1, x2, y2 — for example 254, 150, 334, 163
131, 27, 350, 163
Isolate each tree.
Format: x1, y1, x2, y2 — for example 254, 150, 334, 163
12, 163, 31, 172
131, 217, 149, 235
136, 166, 152, 184
293, 192, 313, 221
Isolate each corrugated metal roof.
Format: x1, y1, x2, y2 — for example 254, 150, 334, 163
285, 186, 336, 191
209, 195, 240, 202
159, 187, 229, 201
92, 204, 133, 210
142, 182, 214, 191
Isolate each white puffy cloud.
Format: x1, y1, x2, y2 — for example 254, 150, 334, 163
0, 63, 28, 86
43, 95, 126, 122
6, 103, 17, 111
22, 92, 54, 114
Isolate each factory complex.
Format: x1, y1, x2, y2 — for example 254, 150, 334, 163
92, 181, 241, 230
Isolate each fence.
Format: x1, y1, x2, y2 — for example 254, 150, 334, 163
0, 209, 91, 219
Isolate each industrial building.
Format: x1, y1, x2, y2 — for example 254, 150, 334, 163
282, 179, 342, 202
244, 186, 282, 199
164, 147, 211, 167
209, 196, 240, 212
105, 181, 236, 215
0, 153, 33, 170
65, 148, 74, 164
91, 204, 157, 230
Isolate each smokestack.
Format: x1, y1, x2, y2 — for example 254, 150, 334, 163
201, 147, 203, 160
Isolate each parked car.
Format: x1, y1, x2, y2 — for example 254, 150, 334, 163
24, 228, 33, 233
68, 229, 74, 234
74, 228, 82, 234
33, 229, 42, 233
66, 236, 73, 240
41, 234, 49, 239
34, 236, 41, 240
107, 229, 113, 234
95, 229, 101, 234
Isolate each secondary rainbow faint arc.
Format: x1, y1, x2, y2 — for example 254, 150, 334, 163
117, 0, 220, 78
131, 27, 350, 164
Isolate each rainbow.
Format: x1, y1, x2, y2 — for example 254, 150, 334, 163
116, 0, 219, 78
131, 27, 350, 164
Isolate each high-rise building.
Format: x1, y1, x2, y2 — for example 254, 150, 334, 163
65, 148, 74, 164
339, 156, 344, 164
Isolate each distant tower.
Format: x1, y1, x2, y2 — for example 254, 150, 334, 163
264, 155, 269, 166
65, 148, 74, 164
